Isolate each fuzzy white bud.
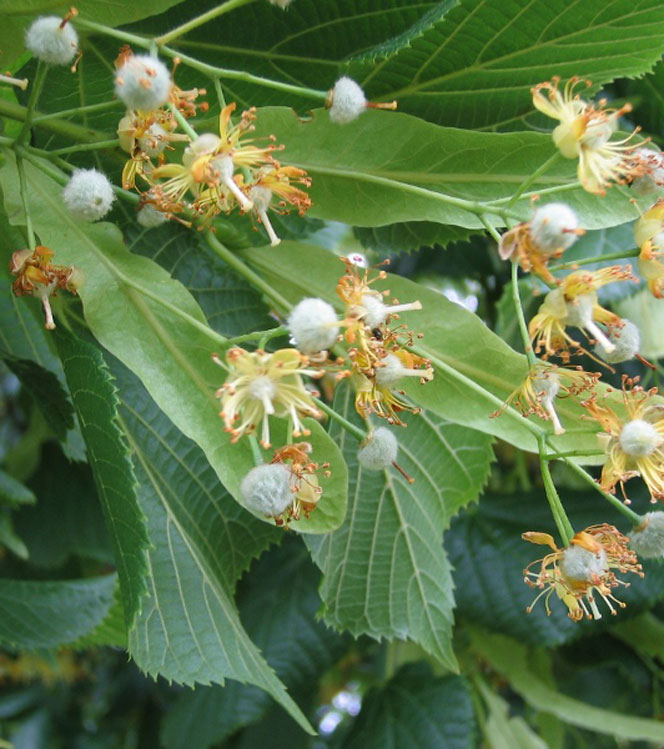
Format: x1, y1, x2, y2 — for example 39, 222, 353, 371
287, 298, 339, 354
593, 320, 640, 363
62, 169, 115, 222
137, 204, 167, 229
328, 77, 367, 124
115, 55, 172, 111
361, 294, 388, 328
561, 545, 607, 582
631, 149, 664, 196
240, 463, 293, 517
25, 16, 78, 65
530, 203, 580, 254
619, 419, 663, 458
629, 512, 664, 559
357, 427, 398, 471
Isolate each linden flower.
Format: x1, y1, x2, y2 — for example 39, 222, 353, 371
532, 77, 647, 194
498, 203, 584, 285
523, 525, 643, 621
529, 266, 634, 361
10, 246, 83, 330
495, 363, 599, 435
634, 200, 664, 299
582, 376, 664, 502
271, 442, 329, 524
213, 347, 322, 447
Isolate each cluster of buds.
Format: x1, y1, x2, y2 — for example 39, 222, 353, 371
523, 525, 643, 621
9, 246, 83, 330
532, 77, 649, 195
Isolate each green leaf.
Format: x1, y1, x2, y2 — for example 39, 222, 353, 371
0, 470, 35, 506
0, 151, 346, 534
108, 359, 312, 735
343, 663, 476, 749
0, 355, 74, 442
161, 539, 348, 749
347, 0, 664, 130
0, 0, 188, 66
71, 582, 127, 649
14, 443, 112, 567
0, 513, 29, 559
52, 328, 148, 628
355, 222, 480, 254
0, 574, 116, 649
447, 487, 664, 647
471, 629, 664, 743
625, 58, 664, 140
307, 384, 492, 670
250, 108, 652, 232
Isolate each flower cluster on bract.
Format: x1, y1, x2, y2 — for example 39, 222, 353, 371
335, 259, 433, 425
529, 266, 634, 362
582, 376, 664, 503
532, 77, 648, 194
10, 246, 83, 330
496, 362, 599, 435
634, 200, 664, 299
523, 525, 642, 620
213, 347, 322, 448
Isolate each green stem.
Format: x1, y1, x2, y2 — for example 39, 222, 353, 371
538, 435, 574, 545
155, 0, 258, 45
248, 435, 264, 466
32, 99, 123, 123
312, 397, 366, 442
15, 155, 36, 250
214, 78, 227, 109
46, 139, 120, 156
226, 325, 288, 347
511, 260, 538, 367
74, 18, 150, 47
0, 98, 112, 143
507, 152, 561, 207
544, 449, 605, 460
17, 60, 48, 144
479, 213, 502, 244
206, 233, 293, 312
167, 102, 197, 140
555, 454, 642, 526
549, 248, 640, 272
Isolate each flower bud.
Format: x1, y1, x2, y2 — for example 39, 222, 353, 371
115, 55, 172, 111
629, 512, 664, 558
560, 544, 607, 581
62, 169, 115, 222
619, 419, 663, 458
240, 463, 293, 517
357, 427, 398, 471
25, 15, 78, 65
327, 77, 367, 124
593, 319, 640, 363
287, 298, 339, 354
137, 204, 168, 228
530, 203, 581, 254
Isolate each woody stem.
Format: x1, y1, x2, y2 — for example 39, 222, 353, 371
538, 435, 575, 545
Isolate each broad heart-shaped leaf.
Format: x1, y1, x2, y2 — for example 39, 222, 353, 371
161, 539, 348, 749
447, 487, 664, 648
343, 663, 476, 749
348, 0, 664, 131
306, 384, 493, 671
0, 151, 346, 534
107, 362, 312, 735
0, 0, 187, 67
0, 574, 116, 649
470, 630, 664, 744
52, 328, 148, 627
251, 108, 651, 232
244, 241, 611, 456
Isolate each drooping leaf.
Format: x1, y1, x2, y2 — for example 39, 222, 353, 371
0, 470, 35, 506
0, 150, 346, 534
447, 487, 664, 647
250, 108, 652, 232
52, 328, 148, 627
471, 629, 664, 743
161, 539, 348, 749
107, 358, 312, 734
347, 0, 664, 131
306, 383, 492, 670
0, 574, 116, 649
343, 663, 476, 749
